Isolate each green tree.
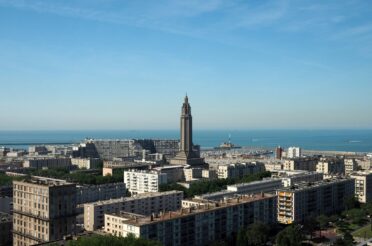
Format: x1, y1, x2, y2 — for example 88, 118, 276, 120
236, 223, 270, 246
276, 224, 304, 246
342, 208, 366, 225
303, 216, 317, 239
344, 196, 359, 210
66, 234, 161, 246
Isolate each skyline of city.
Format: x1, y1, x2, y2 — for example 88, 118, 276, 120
1, 0, 372, 130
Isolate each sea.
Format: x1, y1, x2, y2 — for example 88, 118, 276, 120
0, 130, 372, 153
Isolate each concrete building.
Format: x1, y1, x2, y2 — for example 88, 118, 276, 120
84, 190, 183, 231
316, 157, 345, 175
356, 158, 372, 170
152, 165, 185, 182
277, 178, 355, 224
104, 194, 277, 246
170, 96, 205, 167
264, 162, 283, 171
350, 171, 372, 203
23, 157, 72, 169
28, 146, 49, 156
280, 171, 324, 187
74, 139, 179, 161
71, 158, 101, 170
13, 179, 76, 246
227, 178, 283, 194
124, 170, 167, 194
283, 157, 319, 171
217, 162, 264, 179
287, 147, 302, 158
194, 178, 282, 202
76, 182, 126, 205
0, 212, 12, 246
275, 146, 283, 160
345, 159, 358, 175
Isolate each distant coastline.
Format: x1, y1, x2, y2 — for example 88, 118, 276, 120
0, 129, 372, 153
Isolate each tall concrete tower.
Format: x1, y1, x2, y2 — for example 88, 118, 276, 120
180, 95, 193, 156
170, 95, 205, 167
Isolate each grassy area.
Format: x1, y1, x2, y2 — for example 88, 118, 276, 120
0, 173, 23, 186
352, 224, 372, 238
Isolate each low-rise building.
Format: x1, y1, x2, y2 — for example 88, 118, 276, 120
277, 178, 355, 224
71, 158, 101, 170
104, 194, 277, 246
217, 162, 264, 179
350, 171, 372, 203
124, 170, 167, 194
84, 190, 183, 231
316, 157, 345, 175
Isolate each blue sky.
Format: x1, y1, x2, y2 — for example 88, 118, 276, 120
0, 0, 372, 130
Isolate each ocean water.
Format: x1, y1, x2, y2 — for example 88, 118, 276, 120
0, 130, 372, 152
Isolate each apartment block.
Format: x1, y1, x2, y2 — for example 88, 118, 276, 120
23, 157, 71, 169
350, 171, 372, 203
71, 158, 101, 170
76, 182, 126, 205
283, 157, 319, 171
280, 171, 324, 187
13, 179, 76, 246
227, 178, 283, 194
277, 178, 355, 224
287, 147, 302, 158
344, 159, 358, 175
124, 170, 167, 194
217, 162, 264, 179
84, 190, 183, 231
316, 157, 345, 175
104, 194, 277, 246
152, 165, 185, 182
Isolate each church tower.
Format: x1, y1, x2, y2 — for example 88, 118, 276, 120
180, 95, 193, 156
170, 95, 205, 167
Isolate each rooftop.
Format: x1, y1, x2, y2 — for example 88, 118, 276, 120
277, 177, 353, 192
106, 193, 275, 226
86, 190, 183, 206
14, 176, 72, 187
228, 178, 282, 188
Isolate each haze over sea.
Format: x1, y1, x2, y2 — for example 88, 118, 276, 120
0, 130, 372, 153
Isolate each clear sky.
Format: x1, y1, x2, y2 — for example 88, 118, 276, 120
0, 0, 372, 130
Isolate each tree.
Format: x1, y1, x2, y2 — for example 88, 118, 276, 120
344, 196, 359, 210
236, 223, 270, 246
342, 208, 366, 225
303, 216, 317, 239
317, 214, 329, 230
276, 224, 304, 246
66, 234, 161, 246
332, 232, 354, 246
343, 232, 354, 246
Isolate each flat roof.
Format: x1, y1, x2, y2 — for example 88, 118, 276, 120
106, 193, 275, 226
277, 177, 353, 192
86, 190, 183, 206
